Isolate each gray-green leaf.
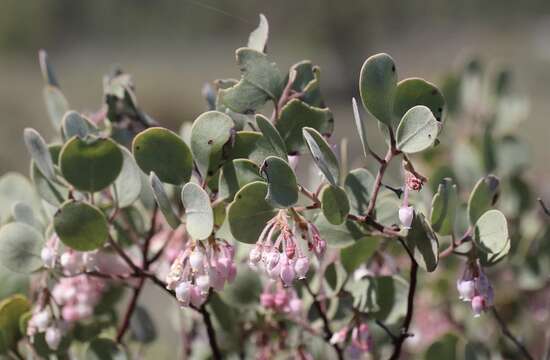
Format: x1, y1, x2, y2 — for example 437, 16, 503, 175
181, 182, 213, 240
302, 127, 339, 186
396, 105, 441, 154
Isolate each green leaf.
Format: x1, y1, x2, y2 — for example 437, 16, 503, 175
255, 114, 287, 160
227, 181, 276, 244
473, 209, 509, 255
0, 173, 38, 224
113, 147, 142, 208
302, 127, 339, 186
190, 111, 234, 178
0, 265, 29, 299
359, 53, 397, 126
0, 295, 30, 353
218, 159, 262, 201
85, 338, 128, 360
352, 97, 370, 158
31, 144, 67, 206
425, 333, 458, 360
130, 306, 156, 344
23, 128, 56, 181
289, 61, 324, 107
54, 200, 109, 251
320, 185, 350, 225
430, 178, 458, 236
132, 127, 193, 185
181, 183, 213, 240
149, 173, 181, 230
220, 48, 283, 113
276, 99, 333, 153
220, 268, 262, 306
228, 131, 262, 161
340, 238, 378, 273
247, 14, 269, 52
0, 223, 43, 273
406, 212, 439, 272
467, 175, 500, 225
260, 156, 298, 208
62, 111, 97, 139
60, 136, 123, 192
43, 86, 69, 129
396, 105, 441, 154
393, 78, 445, 125
344, 168, 376, 216
314, 214, 366, 248
12, 202, 40, 229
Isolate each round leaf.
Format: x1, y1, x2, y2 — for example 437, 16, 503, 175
313, 214, 366, 248
340, 238, 379, 273
320, 185, 350, 225
344, 168, 376, 216
393, 77, 445, 124
0, 223, 43, 273
473, 210, 509, 255
62, 111, 97, 139
396, 105, 441, 154
218, 159, 262, 201
359, 53, 397, 126
190, 111, 234, 177
467, 175, 500, 225
227, 181, 276, 244
0, 173, 38, 224
302, 127, 340, 186
132, 127, 193, 185
54, 201, 109, 251
60, 136, 123, 192
181, 183, 213, 240
0, 295, 30, 353
260, 156, 298, 208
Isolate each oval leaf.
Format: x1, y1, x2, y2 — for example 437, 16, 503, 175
359, 53, 397, 126
0, 295, 30, 352
394, 77, 445, 124
0, 223, 43, 273
352, 97, 370, 158
302, 127, 339, 186
256, 114, 287, 160
62, 111, 96, 139
340, 238, 379, 273
133, 127, 193, 185
473, 209, 509, 255
405, 212, 439, 272
344, 168, 376, 216
260, 156, 298, 208
218, 159, 262, 201
43, 86, 69, 129
396, 105, 441, 154
467, 175, 500, 225
60, 136, 123, 192
54, 201, 109, 251
430, 178, 458, 236
113, 147, 142, 208
31, 144, 67, 206
321, 185, 350, 225
150, 173, 181, 230
181, 183, 213, 240
227, 181, 276, 244
23, 128, 56, 181
190, 111, 234, 178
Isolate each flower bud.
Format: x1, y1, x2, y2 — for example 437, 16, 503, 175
398, 206, 414, 229
294, 257, 309, 279
280, 261, 295, 287
190, 285, 206, 307
175, 281, 191, 305
471, 295, 486, 317
457, 280, 475, 301
45, 326, 62, 350
249, 246, 262, 265
260, 293, 275, 308
33, 310, 51, 331
41, 247, 57, 268
288, 298, 302, 314
189, 250, 204, 272
274, 290, 288, 308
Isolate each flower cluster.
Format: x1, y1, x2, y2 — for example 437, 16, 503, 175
259, 280, 302, 316
27, 307, 63, 350
52, 275, 106, 323
166, 239, 236, 308
456, 260, 494, 317
331, 322, 374, 357
248, 211, 325, 287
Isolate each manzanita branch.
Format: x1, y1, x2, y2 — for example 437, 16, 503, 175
491, 307, 534, 360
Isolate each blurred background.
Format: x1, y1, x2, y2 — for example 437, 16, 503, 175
1, 0, 550, 356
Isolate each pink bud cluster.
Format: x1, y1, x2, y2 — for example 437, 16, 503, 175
166, 240, 236, 308
259, 281, 302, 316
248, 211, 324, 287
331, 322, 373, 355
27, 308, 63, 350
457, 261, 494, 317
51, 275, 106, 323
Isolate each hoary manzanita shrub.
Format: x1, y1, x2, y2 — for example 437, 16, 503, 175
0, 14, 543, 360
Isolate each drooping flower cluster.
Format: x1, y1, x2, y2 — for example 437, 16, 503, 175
166, 239, 236, 308
331, 322, 374, 357
248, 211, 325, 287
52, 275, 107, 323
259, 280, 302, 316
456, 260, 494, 317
